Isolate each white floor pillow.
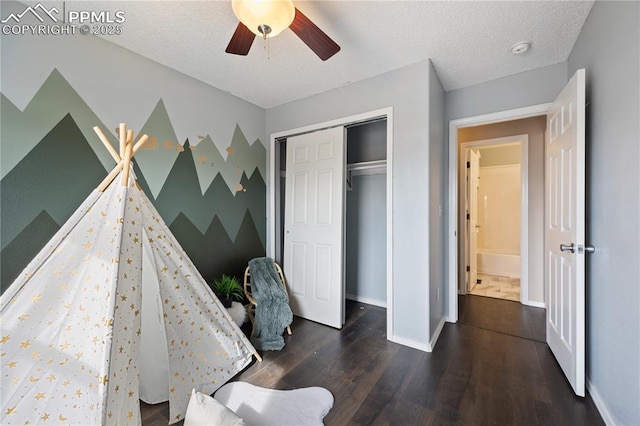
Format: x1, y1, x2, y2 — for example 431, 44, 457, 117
184, 389, 246, 426
214, 382, 334, 426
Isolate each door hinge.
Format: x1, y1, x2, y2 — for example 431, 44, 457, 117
466, 266, 470, 272
466, 161, 470, 168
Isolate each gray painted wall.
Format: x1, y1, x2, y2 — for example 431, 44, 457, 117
267, 60, 436, 348
478, 144, 521, 167
567, 2, 640, 424
429, 61, 446, 338
346, 173, 387, 306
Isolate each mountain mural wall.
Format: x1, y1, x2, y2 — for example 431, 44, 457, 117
1, 68, 266, 293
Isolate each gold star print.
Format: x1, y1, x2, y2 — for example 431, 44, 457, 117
147, 226, 154, 232
128, 411, 134, 419
75, 352, 83, 360
40, 413, 50, 421
58, 283, 68, 290
20, 340, 31, 349
133, 237, 139, 243
59, 415, 67, 421
65, 325, 72, 332
183, 309, 189, 315
87, 227, 94, 234
127, 258, 132, 265
19, 313, 30, 320
75, 389, 82, 397
92, 336, 99, 344
169, 387, 175, 393
63, 379, 70, 387
121, 295, 127, 301
8, 361, 17, 368
0, 335, 9, 344
12, 377, 19, 385
119, 346, 124, 354
82, 241, 92, 249
60, 341, 69, 350
5, 406, 17, 415
31, 351, 40, 359
128, 391, 134, 398
83, 315, 91, 322
115, 385, 120, 393
164, 299, 169, 304
161, 267, 168, 274
31, 294, 42, 303
34, 392, 45, 400
46, 374, 56, 382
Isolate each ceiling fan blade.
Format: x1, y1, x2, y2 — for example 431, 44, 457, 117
226, 22, 255, 55
289, 8, 340, 61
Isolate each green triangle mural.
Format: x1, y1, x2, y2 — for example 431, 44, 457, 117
1, 69, 115, 178
1, 113, 107, 249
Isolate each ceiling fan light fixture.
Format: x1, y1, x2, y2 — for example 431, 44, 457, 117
231, 0, 295, 38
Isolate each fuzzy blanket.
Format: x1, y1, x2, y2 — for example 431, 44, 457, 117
248, 257, 293, 351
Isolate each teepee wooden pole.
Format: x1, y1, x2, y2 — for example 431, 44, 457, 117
93, 126, 121, 163
132, 134, 150, 154
121, 140, 133, 186
118, 123, 126, 158
97, 162, 124, 192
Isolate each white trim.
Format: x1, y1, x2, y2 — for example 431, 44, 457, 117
389, 335, 431, 353
525, 300, 546, 309
459, 135, 529, 305
428, 317, 446, 351
345, 293, 387, 308
447, 103, 551, 323
586, 377, 616, 426
267, 107, 395, 337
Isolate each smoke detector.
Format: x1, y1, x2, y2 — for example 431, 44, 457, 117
510, 41, 531, 55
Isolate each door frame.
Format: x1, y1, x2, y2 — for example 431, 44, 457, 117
268, 107, 394, 334
459, 135, 529, 305
447, 103, 550, 322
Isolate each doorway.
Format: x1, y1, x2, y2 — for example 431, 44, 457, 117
447, 104, 550, 322
268, 108, 393, 331
460, 137, 528, 303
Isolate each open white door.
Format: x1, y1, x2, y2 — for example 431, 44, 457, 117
284, 127, 345, 329
466, 149, 481, 292
545, 68, 587, 396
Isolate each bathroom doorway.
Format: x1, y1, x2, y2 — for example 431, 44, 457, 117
459, 134, 529, 304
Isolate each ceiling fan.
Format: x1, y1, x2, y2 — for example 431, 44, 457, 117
225, 0, 340, 61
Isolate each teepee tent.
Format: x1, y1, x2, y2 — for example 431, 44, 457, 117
0, 124, 259, 425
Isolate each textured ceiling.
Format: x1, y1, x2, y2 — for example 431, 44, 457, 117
66, 0, 594, 108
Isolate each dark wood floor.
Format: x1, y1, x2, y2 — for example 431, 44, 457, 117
141, 295, 603, 425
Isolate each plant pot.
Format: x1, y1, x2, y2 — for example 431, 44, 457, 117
219, 296, 233, 308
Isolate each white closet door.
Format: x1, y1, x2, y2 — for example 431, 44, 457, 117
284, 127, 345, 328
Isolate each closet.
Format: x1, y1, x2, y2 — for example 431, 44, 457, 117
274, 118, 388, 312
345, 119, 387, 307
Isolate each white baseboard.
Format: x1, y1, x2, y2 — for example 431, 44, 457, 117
428, 317, 446, 351
388, 334, 431, 352
586, 376, 616, 426
387, 317, 446, 353
345, 293, 386, 308
525, 300, 546, 309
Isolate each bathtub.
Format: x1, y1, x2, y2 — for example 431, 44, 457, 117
477, 250, 520, 278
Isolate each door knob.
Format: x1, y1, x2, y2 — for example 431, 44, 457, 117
578, 244, 595, 254
560, 243, 575, 253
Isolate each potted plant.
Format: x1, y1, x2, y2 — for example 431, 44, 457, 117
211, 274, 244, 308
